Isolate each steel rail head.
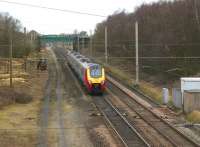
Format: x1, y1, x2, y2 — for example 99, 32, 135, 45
103, 95, 151, 147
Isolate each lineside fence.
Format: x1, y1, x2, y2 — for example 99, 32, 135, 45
0, 57, 45, 87
0, 58, 42, 74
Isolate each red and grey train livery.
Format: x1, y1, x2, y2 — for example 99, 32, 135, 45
67, 51, 106, 94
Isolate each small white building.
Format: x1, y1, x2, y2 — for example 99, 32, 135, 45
181, 78, 200, 94
181, 78, 200, 113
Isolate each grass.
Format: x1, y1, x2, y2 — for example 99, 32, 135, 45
0, 100, 41, 147
186, 111, 200, 123
0, 100, 40, 129
138, 82, 163, 103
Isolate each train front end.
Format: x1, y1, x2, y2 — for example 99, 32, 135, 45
84, 64, 106, 94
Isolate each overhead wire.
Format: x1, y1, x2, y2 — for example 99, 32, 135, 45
0, 0, 106, 17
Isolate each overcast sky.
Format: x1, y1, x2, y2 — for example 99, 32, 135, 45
0, 0, 165, 34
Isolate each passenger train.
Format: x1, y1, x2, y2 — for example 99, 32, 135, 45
67, 50, 106, 94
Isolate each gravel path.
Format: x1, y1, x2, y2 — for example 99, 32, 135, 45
37, 50, 55, 147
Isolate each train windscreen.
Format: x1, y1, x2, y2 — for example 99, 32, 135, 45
89, 65, 102, 78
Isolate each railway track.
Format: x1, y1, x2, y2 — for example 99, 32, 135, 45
106, 75, 200, 147
93, 95, 150, 147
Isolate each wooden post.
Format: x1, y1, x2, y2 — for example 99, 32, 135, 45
9, 38, 13, 88
24, 27, 27, 72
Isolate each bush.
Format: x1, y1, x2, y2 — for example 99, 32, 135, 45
0, 87, 32, 107
186, 111, 200, 123
14, 92, 32, 104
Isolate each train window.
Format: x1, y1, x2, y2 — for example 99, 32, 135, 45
85, 59, 91, 62
80, 59, 86, 62
76, 56, 82, 58
80, 58, 90, 62
85, 60, 91, 63
89, 65, 102, 78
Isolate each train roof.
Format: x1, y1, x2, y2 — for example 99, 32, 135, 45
68, 51, 101, 68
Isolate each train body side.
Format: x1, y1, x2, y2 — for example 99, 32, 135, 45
67, 51, 105, 94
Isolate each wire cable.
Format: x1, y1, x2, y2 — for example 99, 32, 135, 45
0, 0, 106, 17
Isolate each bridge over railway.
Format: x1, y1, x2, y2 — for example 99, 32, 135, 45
40, 34, 75, 43
40, 34, 90, 51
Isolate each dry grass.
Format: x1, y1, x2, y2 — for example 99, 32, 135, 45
0, 131, 37, 147
0, 58, 28, 87
0, 72, 47, 146
0, 77, 28, 86
0, 99, 41, 147
139, 81, 163, 103
104, 63, 134, 85
0, 49, 48, 146
186, 111, 200, 123
28, 48, 46, 59
0, 72, 29, 79
0, 100, 40, 129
